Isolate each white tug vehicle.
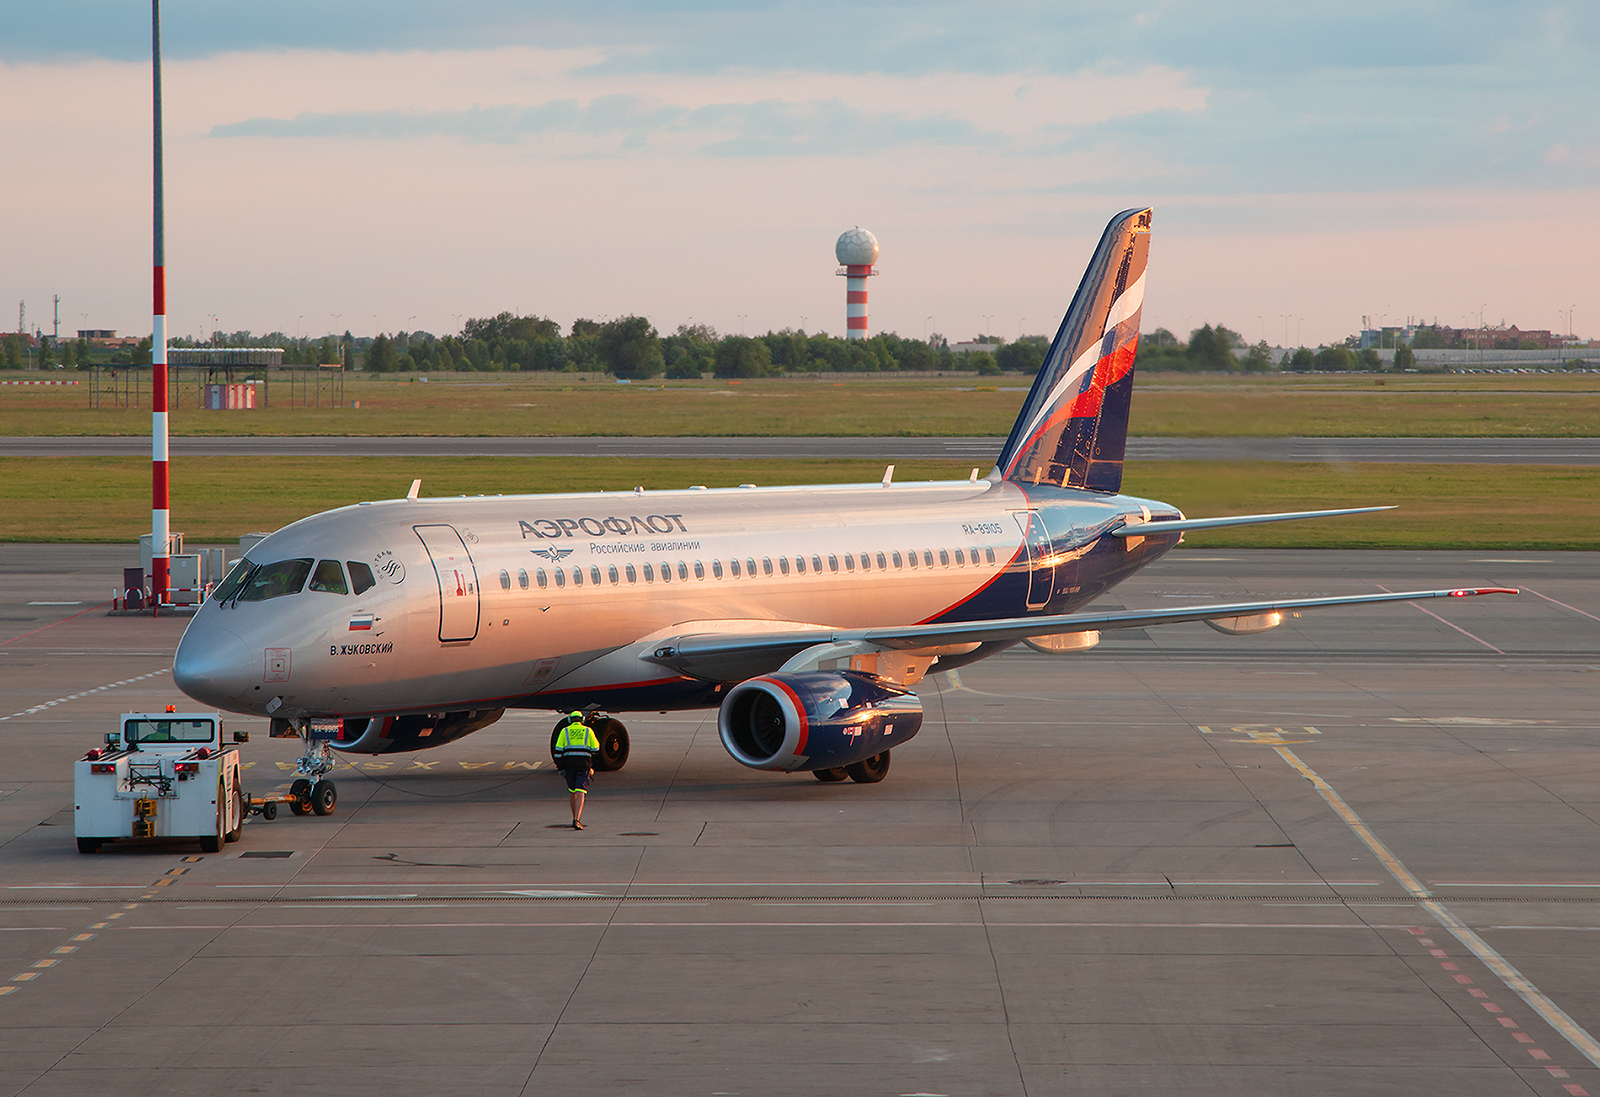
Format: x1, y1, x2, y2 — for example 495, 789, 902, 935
74, 709, 249, 854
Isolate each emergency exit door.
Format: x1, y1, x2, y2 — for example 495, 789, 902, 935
413, 525, 480, 642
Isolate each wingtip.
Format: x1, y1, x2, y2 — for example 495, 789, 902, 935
1447, 587, 1520, 597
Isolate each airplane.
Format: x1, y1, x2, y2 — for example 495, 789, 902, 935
172, 207, 1516, 791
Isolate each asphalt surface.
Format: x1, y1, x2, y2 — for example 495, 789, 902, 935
4, 435, 1600, 464
2, 546, 1599, 1095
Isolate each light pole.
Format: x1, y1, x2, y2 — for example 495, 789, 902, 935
1570, 304, 1577, 340
800, 316, 807, 333
738, 314, 748, 335
1280, 314, 1290, 347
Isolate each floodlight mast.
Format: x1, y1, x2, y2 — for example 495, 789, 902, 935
151, 0, 170, 611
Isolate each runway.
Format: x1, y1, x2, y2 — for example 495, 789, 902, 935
4, 435, 1600, 464
2, 546, 1598, 1095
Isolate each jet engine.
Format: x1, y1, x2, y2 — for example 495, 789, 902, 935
717, 671, 922, 773
331, 709, 506, 755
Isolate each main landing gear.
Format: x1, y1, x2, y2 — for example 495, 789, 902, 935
549, 712, 631, 772
812, 750, 892, 784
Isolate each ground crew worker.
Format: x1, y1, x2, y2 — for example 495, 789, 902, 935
554, 710, 600, 829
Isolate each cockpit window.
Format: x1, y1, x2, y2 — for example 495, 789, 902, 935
347, 562, 376, 595
235, 558, 314, 601
210, 558, 253, 602
309, 559, 348, 594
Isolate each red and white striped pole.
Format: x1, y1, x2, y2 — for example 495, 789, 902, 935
151, 0, 170, 611
834, 227, 879, 342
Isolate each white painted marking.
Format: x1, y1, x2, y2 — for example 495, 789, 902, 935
27, 602, 82, 606
1274, 744, 1600, 1070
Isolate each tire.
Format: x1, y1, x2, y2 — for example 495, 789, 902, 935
813, 767, 849, 782
289, 778, 312, 816
593, 718, 630, 772
311, 780, 337, 816
225, 785, 244, 842
76, 837, 101, 854
845, 751, 891, 784
261, 800, 278, 821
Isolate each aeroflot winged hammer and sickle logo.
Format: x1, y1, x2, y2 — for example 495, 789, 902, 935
530, 546, 574, 563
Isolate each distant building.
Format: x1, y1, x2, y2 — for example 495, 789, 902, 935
77, 329, 117, 341
950, 341, 1001, 356
1412, 324, 1562, 350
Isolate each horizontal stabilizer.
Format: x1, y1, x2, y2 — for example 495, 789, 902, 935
1111, 506, 1395, 537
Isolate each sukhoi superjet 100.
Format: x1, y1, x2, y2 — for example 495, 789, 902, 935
173, 208, 1515, 786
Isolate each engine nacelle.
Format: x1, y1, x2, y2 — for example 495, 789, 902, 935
718, 671, 922, 772
332, 709, 505, 755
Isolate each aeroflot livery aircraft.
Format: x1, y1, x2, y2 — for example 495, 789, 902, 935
173, 208, 1515, 784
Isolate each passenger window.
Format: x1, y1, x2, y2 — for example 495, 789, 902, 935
859, 553, 870, 571
923, 550, 934, 567
779, 557, 789, 575
591, 566, 602, 585
572, 567, 583, 587
678, 562, 689, 581
729, 558, 741, 578
876, 552, 887, 569
643, 563, 654, 582
236, 558, 313, 602
844, 554, 855, 572
746, 557, 757, 577
985, 547, 996, 564
694, 561, 705, 580
828, 554, 838, 572
518, 569, 529, 590
660, 562, 671, 582
939, 549, 950, 566
794, 555, 805, 574
953, 549, 965, 565
626, 564, 637, 583
713, 559, 724, 579
892, 551, 902, 568
499, 569, 511, 590
554, 569, 565, 588
906, 550, 917, 568
309, 559, 348, 595
609, 565, 619, 585
347, 561, 376, 595
762, 557, 773, 576
536, 568, 548, 589
811, 554, 822, 573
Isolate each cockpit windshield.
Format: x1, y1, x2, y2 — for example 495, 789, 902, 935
209, 557, 253, 603
234, 558, 314, 602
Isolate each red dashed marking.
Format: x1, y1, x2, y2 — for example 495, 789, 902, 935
1406, 925, 1585, 1088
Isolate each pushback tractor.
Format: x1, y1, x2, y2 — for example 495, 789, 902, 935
74, 711, 248, 854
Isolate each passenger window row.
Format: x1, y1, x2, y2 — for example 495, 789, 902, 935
504, 545, 1000, 592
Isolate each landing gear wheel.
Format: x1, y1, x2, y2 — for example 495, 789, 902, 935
261, 800, 278, 821
311, 780, 337, 816
289, 778, 312, 816
813, 767, 849, 782
200, 782, 225, 852
844, 751, 891, 784
593, 718, 630, 771
225, 786, 244, 842
76, 837, 101, 854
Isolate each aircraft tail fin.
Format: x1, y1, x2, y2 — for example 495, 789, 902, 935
994, 207, 1152, 493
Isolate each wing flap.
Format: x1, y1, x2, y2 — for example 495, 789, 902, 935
643, 588, 1518, 681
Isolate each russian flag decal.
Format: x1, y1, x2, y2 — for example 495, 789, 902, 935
349, 614, 375, 631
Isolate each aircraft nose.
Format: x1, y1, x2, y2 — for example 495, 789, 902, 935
173, 625, 254, 707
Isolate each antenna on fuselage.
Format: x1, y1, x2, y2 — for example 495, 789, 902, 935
406, 479, 421, 501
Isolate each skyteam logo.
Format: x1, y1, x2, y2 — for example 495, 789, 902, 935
531, 546, 575, 563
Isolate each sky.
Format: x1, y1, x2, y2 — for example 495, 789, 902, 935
4, 2, 1596, 348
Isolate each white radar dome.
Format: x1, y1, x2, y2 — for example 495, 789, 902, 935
835, 226, 880, 266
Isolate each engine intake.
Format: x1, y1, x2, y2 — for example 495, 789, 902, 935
718, 671, 922, 772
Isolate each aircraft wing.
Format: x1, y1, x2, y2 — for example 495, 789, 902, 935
1111, 506, 1395, 537
645, 587, 1519, 681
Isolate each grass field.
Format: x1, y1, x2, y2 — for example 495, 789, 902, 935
6, 456, 1596, 549
2, 370, 1598, 438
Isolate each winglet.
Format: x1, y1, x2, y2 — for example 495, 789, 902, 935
406, 479, 421, 501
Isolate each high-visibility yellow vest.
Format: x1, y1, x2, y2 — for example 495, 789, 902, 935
556, 719, 599, 764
